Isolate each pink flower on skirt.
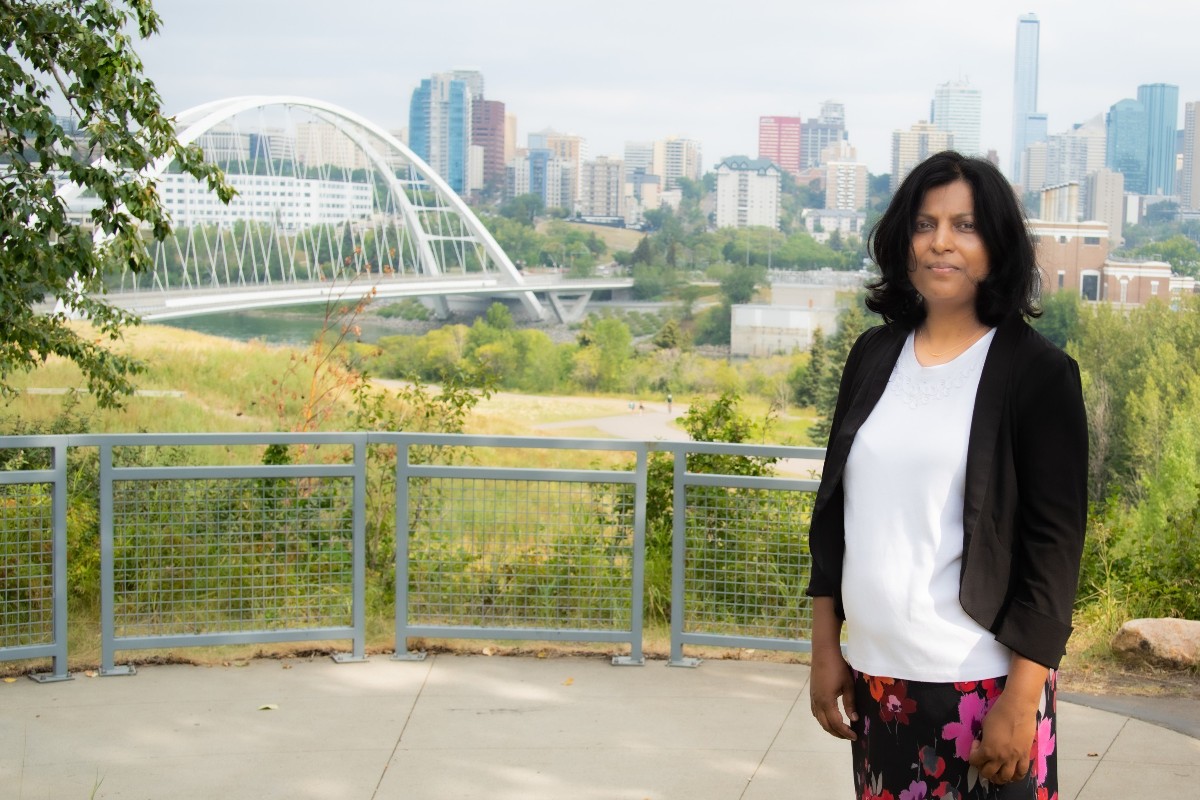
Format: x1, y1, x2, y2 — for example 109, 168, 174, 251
941, 691, 988, 761
1032, 715, 1056, 784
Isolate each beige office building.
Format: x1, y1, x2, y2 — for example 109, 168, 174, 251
1085, 169, 1126, 244
825, 161, 868, 211
579, 157, 626, 219
653, 137, 703, 190
891, 122, 954, 190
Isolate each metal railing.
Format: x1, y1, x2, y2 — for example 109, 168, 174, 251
0, 437, 70, 681
0, 432, 825, 677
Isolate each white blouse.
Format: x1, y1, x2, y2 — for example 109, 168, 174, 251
841, 328, 1011, 682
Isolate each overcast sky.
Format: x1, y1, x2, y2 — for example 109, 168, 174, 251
137, 0, 1200, 175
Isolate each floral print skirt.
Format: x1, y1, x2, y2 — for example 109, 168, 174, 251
849, 670, 1057, 800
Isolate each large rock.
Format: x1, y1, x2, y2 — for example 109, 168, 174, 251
1111, 618, 1200, 668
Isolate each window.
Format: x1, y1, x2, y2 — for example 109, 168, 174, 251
1057, 270, 1065, 289
1083, 237, 1101, 246
1151, 280, 1160, 295
1081, 272, 1100, 301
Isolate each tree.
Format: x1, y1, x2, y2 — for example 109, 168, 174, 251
1, 1, 232, 406
497, 193, 544, 226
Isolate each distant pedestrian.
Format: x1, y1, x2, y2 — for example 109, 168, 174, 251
666, 393, 673, 414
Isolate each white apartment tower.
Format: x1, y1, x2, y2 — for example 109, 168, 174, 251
653, 137, 703, 190
1044, 115, 1107, 188
933, 80, 982, 156
1183, 101, 1200, 212
579, 157, 626, 219
714, 156, 780, 230
825, 161, 868, 211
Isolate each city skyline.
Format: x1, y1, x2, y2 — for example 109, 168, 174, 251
136, 0, 1199, 176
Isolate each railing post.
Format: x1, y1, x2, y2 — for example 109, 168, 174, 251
669, 444, 699, 667
391, 439, 423, 660
98, 443, 132, 676
333, 436, 368, 662
613, 446, 646, 666
27, 440, 72, 683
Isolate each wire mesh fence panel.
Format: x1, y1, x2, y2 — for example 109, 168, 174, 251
407, 477, 635, 632
0, 483, 55, 649
110, 476, 355, 638
681, 484, 814, 640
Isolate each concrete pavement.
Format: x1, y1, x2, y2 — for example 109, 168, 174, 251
2, 654, 1197, 799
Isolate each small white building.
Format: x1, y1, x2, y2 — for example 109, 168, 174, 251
801, 208, 868, 244
714, 156, 781, 230
730, 285, 839, 356
159, 172, 372, 230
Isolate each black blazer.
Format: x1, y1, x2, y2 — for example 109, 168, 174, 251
806, 314, 1088, 669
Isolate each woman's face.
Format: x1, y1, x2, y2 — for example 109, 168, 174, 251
908, 179, 990, 315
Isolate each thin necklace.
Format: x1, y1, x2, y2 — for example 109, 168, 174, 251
922, 326, 984, 358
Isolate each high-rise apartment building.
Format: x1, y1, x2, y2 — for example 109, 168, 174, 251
1044, 115, 1107, 206
714, 156, 780, 230
932, 80, 982, 156
653, 136, 702, 190
1011, 13, 1043, 180
471, 98, 506, 193
825, 161, 868, 211
518, 148, 573, 211
1106, 98, 1148, 194
1183, 102, 1200, 211
1086, 168, 1126, 243
891, 122, 954, 191
293, 122, 365, 170
758, 116, 802, 177
1023, 141, 1048, 194
409, 73, 472, 194
1138, 82, 1180, 196
579, 157, 626, 219
623, 141, 654, 181
1016, 113, 1049, 189
1040, 182, 1081, 223
535, 130, 587, 210
801, 101, 846, 169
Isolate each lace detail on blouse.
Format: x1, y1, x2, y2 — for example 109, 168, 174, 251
886, 330, 994, 410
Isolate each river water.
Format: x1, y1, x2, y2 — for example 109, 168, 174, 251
158, 307, 418, 346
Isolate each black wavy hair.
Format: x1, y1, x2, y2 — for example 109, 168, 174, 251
865, 150, 1040, 328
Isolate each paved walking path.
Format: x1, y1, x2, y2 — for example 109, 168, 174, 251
3, 655, 1196, 799
535, 406, 825, 476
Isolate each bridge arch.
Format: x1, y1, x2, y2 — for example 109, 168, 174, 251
64, 96, 545, 320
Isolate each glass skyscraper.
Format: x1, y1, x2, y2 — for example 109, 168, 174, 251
1138, 83, 1180, 196
1106, 98, 1149, 195
1011, 13, 1042, 180
408, 74, 472, 194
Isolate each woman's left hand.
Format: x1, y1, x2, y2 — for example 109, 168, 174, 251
968, 655, 1047, 785
968, 690, 1036, 784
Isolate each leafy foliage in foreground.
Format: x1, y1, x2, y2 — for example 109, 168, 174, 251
1, 1, 231, 406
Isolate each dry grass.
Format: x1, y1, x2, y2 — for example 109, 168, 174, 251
535, 220, 646, 254
5, 325, 1197, 698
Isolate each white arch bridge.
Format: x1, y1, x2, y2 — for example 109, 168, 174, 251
58, 96, 631, 323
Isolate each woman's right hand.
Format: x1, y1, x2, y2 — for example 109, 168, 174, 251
809, 597, 858, 740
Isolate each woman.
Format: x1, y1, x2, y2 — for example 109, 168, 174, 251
806, 151, 1087, 799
